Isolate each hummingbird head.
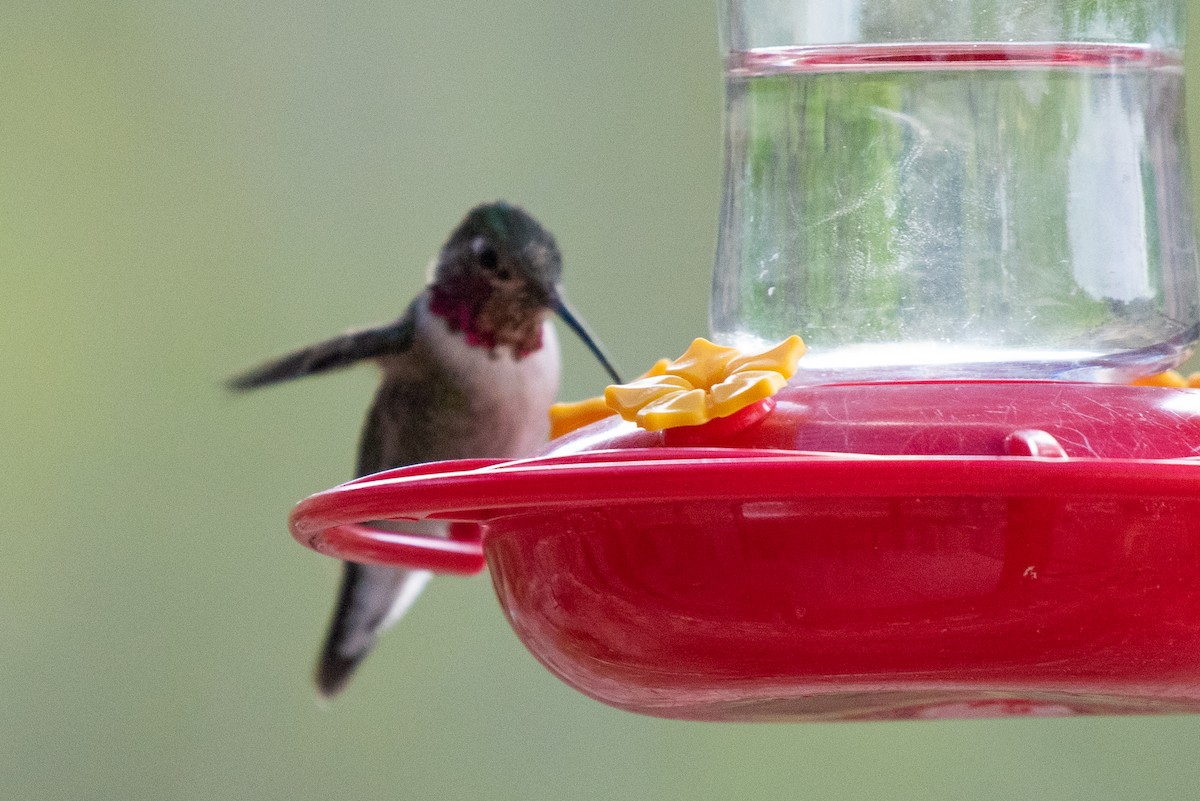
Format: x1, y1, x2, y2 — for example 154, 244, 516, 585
428, 202, 622, 383
429, 202, 561, 356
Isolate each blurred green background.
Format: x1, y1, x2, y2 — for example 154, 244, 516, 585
6, 3, 1200, 800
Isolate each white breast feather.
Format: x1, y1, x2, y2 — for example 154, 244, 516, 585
416, 297, 561, 458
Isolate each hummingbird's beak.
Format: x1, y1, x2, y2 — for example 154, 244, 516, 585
552, 292, 623, 384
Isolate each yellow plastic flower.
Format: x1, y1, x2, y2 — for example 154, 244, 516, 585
606, 336, 805, 432
549, 359, 670, 439
1131, 370, 1194, 388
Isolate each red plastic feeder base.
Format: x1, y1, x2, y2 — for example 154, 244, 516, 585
290, 381, 1200, 721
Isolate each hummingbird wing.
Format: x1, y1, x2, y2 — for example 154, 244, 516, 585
228, 298, 426, 696
226, 304, 416, 391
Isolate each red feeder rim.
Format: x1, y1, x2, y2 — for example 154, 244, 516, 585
290, 446, 1200, 574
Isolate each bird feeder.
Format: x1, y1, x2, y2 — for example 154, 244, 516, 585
290, 0, 1200, 721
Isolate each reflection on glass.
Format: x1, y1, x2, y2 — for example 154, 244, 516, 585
713, 2, 1198, 381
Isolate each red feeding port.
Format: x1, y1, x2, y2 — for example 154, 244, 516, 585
290, 381, 1200, 721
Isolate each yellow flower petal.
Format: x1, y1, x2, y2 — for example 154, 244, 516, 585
1132, 370, 1188, 388
548, 358, 680, 439
708, 370, 788, 418
642, 358, 671, 378
725, 335, 807, 379
636, 388, 710, 431
549, 396, 616, 439
605, 375, 694, 421
665, 338, 741, 389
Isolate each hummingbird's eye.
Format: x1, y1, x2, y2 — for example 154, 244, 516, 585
472, 237, 512, 279
479, 247, 499, 271
481, 249, 513, 280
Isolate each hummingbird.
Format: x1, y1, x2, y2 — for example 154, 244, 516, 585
229, 201, 621, 697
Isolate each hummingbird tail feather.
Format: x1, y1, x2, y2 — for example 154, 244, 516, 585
315, 561, 431, 698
